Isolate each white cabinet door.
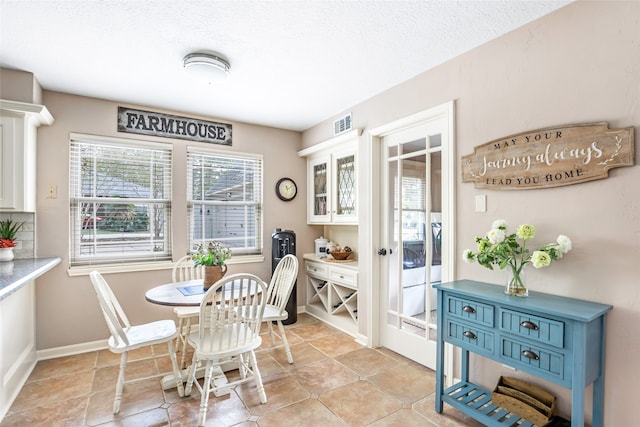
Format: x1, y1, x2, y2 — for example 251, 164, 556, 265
331, 146, 357, 224
0, 281, 36, 420
0, 116, 23, 211
307, 154, 331, 223
0, 101, 54, 212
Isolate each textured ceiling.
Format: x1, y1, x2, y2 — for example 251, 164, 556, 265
0, 0, 572, 131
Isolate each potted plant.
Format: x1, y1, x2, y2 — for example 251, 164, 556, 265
192, 241, 231, 289
0, 219, 23, 262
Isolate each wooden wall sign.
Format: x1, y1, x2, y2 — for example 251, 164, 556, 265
462, 122, 634, 190
117, 107, 232, 145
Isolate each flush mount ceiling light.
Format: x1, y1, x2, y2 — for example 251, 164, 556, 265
183, 52, 231, 83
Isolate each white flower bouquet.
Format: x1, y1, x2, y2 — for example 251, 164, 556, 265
463, 220, 572, 296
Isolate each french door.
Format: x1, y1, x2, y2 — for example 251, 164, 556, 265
373, 103, 454, 369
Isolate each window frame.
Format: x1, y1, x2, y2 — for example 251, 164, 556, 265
186, 146, 264, 260
68, 133, 173, 271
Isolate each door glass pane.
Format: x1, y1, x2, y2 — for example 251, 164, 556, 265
428, 148, 442, 336
429, 133, 442, 148
387, 157, 399, 316
401, 138, 426, 155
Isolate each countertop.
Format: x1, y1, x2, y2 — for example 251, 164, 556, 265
0, 257, 61, 301
302, 253, 358, 269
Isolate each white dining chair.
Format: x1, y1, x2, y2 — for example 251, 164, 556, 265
184, 273, 268, 426
262, 254, 298, 364
89, 270, 185, 414
171, 255, 204, 368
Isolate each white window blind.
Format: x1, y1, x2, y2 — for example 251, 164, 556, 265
187, 148, 263, 256
69, 135, 172, 266
394, 175, 427, 242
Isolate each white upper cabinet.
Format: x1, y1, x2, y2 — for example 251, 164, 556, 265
0, 100, 54, 212
299, 130, 360, 225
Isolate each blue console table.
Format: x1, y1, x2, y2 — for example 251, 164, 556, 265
434, 280, 612, 427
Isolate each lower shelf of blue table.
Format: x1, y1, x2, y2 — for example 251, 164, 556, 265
443, 381, 539, 427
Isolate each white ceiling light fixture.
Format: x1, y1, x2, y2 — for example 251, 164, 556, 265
183, 52, 231, 84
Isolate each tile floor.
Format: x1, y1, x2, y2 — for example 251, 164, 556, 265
2, 314, 483, 427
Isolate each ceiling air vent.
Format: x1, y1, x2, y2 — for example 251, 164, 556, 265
333, 113, 352, 136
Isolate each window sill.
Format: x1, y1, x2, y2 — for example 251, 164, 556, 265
67, 261, 175, 277
226, 255, 265, 265
66, 255, 265, 276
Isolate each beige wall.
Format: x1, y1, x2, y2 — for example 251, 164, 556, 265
34, 91, 317, 349
303, 0, 639, 424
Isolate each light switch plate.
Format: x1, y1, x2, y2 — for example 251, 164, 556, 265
475, 195, 486, 212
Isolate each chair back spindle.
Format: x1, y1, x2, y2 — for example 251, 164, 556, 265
172, 255, 204, 282
198, 274, 267, 354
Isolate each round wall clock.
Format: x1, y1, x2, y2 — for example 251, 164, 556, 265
275, 177, 297, 201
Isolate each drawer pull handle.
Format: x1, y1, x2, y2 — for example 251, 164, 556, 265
521, 350, 539, 360
339, 275, 344, 279
462, 305, 476, 314
463, 331, 477, 340
520, 320, 539, 330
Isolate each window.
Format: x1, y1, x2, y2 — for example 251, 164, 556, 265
187, 148, 263, 257
69, 134, 172, 266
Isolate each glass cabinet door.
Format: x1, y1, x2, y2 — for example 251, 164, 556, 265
308, 155, 331, 223
332, 148, 357, 223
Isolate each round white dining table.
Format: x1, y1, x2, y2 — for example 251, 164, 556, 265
145, 279, 208, 306
145, 278, 256, 307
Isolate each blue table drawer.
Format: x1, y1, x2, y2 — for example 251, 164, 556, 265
445, 295, 494, 327
499, 308, 565, 348
446, 319, 495, 356
500, 337, 565, 381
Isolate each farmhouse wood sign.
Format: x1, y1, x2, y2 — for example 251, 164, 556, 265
462, 122, 634, 190
117, 107, 232, 145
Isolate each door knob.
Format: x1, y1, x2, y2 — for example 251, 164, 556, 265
377, 248, 387, 256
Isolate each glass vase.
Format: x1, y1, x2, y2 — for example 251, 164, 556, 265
505, 264, 528, 297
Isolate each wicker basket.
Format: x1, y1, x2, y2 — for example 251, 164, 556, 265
328, 251, 352, 260
491, 376, 557, 426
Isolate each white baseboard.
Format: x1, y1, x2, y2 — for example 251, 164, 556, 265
354, 333, 368, 347
34, 305, 358, 361
36, 339, 108, 361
